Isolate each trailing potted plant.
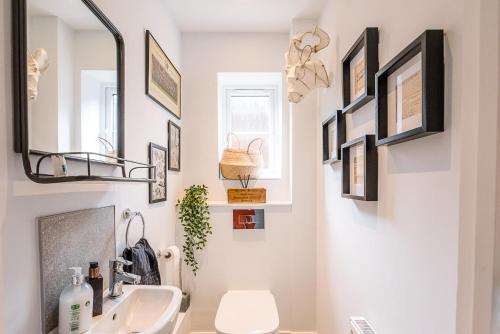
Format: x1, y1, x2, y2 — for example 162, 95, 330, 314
177, 184, 212, 276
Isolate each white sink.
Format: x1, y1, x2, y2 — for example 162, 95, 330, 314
88, 285, 182, 334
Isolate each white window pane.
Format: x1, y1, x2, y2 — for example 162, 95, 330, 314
229, 95, 272, 133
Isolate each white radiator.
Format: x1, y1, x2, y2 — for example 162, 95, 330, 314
350, 317, 376, 334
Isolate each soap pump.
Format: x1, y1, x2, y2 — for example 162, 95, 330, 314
58, 267, 93, 334
86, 262, 103, 316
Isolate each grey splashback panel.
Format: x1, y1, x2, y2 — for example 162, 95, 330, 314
38, 206, 115, 334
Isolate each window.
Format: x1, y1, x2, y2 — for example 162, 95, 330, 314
218, 73, 283, 179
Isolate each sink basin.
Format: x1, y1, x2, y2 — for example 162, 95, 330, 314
89, 285, 182, 334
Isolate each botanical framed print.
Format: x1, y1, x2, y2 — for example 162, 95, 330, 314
376, 30, 444, 146
341, 135, 378, 201
149, 142, 167, 203
322, 110, 346, 164
168, 120, 181, 171
342, 27, 379, 114
146, 30, 181, 119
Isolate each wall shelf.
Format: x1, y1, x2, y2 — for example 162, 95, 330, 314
207, 201, 292, 208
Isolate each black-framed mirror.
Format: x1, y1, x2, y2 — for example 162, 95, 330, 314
12, 0, 153, 183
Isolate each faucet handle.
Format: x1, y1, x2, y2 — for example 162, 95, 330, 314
110, 257, 132, 271
116, 257, 132, 265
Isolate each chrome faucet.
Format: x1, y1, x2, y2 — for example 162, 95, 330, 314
109, 258, 141, 298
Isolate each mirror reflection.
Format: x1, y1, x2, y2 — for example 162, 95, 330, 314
27, 0, 118, 160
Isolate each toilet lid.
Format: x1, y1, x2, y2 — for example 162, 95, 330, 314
215, 290, 279, 334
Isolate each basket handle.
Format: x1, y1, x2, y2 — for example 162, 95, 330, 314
247, 138, 264, 154
226, 132, 240, 149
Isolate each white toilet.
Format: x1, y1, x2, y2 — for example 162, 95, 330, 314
215, 290, 280, 334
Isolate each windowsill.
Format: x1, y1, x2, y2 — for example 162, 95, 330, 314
207, 200, 292, 208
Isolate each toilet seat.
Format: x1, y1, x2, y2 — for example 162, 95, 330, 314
215, 290, 279, 334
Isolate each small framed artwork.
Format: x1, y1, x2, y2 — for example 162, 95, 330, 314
342, 27, 379, 114
322, 110, 346, 164
233, 209, 265, 230
146, 30, 181, 119
149, 143, 167, 203
341, 135, 378, 201
376, 30, 444, 146
168, 121, 181, 171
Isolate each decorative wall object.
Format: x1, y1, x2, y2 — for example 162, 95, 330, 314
342, 28, 379, 114
285, 26, 330, 103
341, 135, 378, 201
146, 30, 181, 119
27, 48, 49, 100
322, 110, 346, 164
149, 142, 167, 203
168, 120, 181, 171
233, 209, 265, 230
38, 206, 115, 334
375, 30, 444, 146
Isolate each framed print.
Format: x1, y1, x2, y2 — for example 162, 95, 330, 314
342, 27, 379, 114
168, 120, 181, 171
349, 143, 365, 197
233, 209, 265, 230
376, 30, 444, 146
149, 142, 167, 203
322, 110, 346, 164
351, 47, 366, 100
341, 135, 378, 201
146, 30, 181, 119
395, 55, 422, 134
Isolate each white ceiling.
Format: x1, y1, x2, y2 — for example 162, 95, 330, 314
28, 0, 107, 31
165, 0, 326, 33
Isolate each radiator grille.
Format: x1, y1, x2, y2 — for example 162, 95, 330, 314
350, 317, 376, 334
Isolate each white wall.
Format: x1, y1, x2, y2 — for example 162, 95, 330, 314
0, 0, 182, 333
28, 16, 60, 152
182, 32, 316, 332
57, 19, 74, 152
316, 0, 500, 334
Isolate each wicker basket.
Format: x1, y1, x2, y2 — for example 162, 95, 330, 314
220, 135, 264, 180
247, 138, 264, 169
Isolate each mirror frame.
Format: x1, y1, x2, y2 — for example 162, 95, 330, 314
12, 0, 127, 183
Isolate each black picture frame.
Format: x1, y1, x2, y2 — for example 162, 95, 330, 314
322, 110, 346, 164
167, 121, 181, 171
341, 135, 378, 201
145, 30, 182, 120
375, 30, 444, 146
11, 0, 136, 183
342, 27, 379, 114
149, 143, 168, 203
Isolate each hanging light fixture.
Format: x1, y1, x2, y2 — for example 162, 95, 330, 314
285, 26, 331, 103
